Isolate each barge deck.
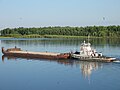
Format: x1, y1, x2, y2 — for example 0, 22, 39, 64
2, 47, 70, 59
1, 47, 118, 62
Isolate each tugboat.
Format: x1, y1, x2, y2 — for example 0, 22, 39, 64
71, 40, 116, 62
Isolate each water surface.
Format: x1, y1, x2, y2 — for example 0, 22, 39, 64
0, 38, 120, 90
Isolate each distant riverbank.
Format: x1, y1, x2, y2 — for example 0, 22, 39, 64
0, 26, 120, 39
0, 34, 120, 39
0, 34, 90, 38
0, 26, 120, 38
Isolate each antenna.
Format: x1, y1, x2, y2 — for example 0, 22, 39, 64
88, 35, 90, 43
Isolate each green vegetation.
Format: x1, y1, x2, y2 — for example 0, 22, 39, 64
0, 26, 120, 38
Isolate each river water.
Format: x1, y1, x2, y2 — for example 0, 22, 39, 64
0, 38, 120, 90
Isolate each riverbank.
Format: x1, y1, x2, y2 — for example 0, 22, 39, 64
0, 34, 106, 38
1, 26, 120, 38
0, 34, 120, 39
0, 34, 120, 38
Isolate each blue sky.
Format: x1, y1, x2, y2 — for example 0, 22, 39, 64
0, 0, 120, 29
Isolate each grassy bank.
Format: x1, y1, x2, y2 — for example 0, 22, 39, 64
0, 34, 120, 39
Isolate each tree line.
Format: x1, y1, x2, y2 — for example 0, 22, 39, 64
1, 25, 120, 37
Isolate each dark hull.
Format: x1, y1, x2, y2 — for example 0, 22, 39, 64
71, 54, 116, 62
2, 47, 70, 60
3, 52, 70, 60
72, 58, 116, 62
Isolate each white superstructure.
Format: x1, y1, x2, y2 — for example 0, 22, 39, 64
72, 41, 102, 58
80, 41, 102, 57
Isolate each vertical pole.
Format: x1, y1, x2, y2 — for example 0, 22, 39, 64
88, 35, 90, 43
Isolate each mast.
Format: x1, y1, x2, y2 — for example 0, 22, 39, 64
87, 35, 90, 43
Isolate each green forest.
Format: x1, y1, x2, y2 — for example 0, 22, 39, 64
0, 25, 120, 38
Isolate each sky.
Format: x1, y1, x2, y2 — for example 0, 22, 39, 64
0, 0, 120, 29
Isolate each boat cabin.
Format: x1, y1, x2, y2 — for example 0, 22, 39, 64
79, 41, 102, 57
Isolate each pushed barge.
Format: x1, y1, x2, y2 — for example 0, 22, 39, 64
71, 41, 116, 62
2, 43, 117, 62
2, 47, 70, 59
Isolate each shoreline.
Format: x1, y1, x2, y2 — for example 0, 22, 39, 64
0, 35, 120, 39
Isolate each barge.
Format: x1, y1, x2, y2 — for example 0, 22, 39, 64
1, 43, 118, 62
2, 47, 70, 59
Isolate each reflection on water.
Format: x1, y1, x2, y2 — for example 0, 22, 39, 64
2, 55, 103, 79
0, 38, 120, 90
1, 38, 120, 55
1, 38, 120, 46
80, 61, 102, 79
2, 55, 75, 66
